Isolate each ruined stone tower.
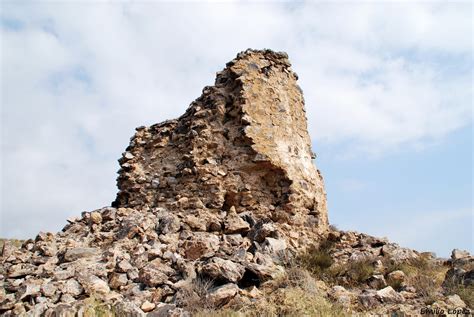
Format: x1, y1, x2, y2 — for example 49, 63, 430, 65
113, 49, 328, 236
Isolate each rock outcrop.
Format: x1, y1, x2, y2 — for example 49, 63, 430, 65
0, 49, 329, 316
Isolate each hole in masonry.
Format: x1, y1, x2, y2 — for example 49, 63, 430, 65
238, 269, 261, 288
222, 191, 239, 211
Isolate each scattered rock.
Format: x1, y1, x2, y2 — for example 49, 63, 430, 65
139, 261, 175, 287
445, 294, 466, 307
199, 257, 245, 283
262, 238, 287, 253
206, 283, 239, 307
387, 270, 405, 286
367, 275, 387, 289
183, 233, 220, 260
451, 249, 470, 261
376, 286, 405, 304
224, 214, 250, 234
358, 289, 380, 308
63, 247, 99, 262
329, 285, 352, 308
141, 300, 156, 312
63, 279, 83, 296
80, 275, 110, 295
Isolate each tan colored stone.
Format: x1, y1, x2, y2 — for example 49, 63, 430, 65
141, 300, 156, 312
224, 214, 250, 234
206, 283, 239, 307
182, 233, 220, 260
199, 257, 245, 283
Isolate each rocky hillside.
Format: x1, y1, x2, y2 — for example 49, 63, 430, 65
1, 49, 472, 316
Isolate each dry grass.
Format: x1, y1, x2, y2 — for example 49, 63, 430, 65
192, 262, 347, 317
177, 277, 216, 312
194, 310, 244, 317
298, 239, 376, 288
353, 261, 374, 283
245, 287, 347, 317
297, 240, 334, 277
444, 281, 474, 308
383, 256, 448, 304
0, 238, 25, 249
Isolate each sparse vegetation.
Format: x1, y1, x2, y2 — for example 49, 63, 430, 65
298, 239, 334, 276
177, 277, 216, 313
345, 260, 375, 284
297, 238, 376, 287
382, 255, 448, 304
248, 287, 347, 317
448, 284, 474, 308
0, 238, 25, 249
82, 298, 114, 317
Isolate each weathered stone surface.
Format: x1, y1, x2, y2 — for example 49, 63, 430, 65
63, 247, 99, 262
182, 233, 220, 260
376, 286, 405, 304
452, 249, 470, 261
358, 290, 381, 308
139, 261, 175, 287
381, 245, 418, 263
367, 275, 387, 290
63, 279, 83, 296
328, 285, 352, 308
79, 275, 110, 295
109, 273, 128, 289
387, 270, 405, 285
206, 283, 239, 307
17, 279, 41, 300
199, 257, 245, 283
445, 294, 466, 307
223, 213, 250, 234
141, 300, 156, 312
7, 263, 37, 278
262, 237, 287, 253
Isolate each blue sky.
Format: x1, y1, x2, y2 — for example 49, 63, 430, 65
1, 1, 472, 257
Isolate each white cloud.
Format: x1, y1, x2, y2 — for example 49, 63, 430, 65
0, 2, 472, 237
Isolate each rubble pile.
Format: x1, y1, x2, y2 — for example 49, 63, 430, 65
1, 49, 329, 316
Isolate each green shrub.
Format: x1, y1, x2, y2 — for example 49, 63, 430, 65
298, 240, 334, 276
444, 282, 474, 308
346, 260, 374, 284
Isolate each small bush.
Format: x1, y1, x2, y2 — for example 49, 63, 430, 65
383, 256, 447, 304
247, 287, 347, 317
444, 282, 474, 308
346, 260, 374, 284
298, 239, 334, 276
177, 277, 215, 312
0, 238, 25, 249
412, 274, 439, 304
387, 277, 404, 292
